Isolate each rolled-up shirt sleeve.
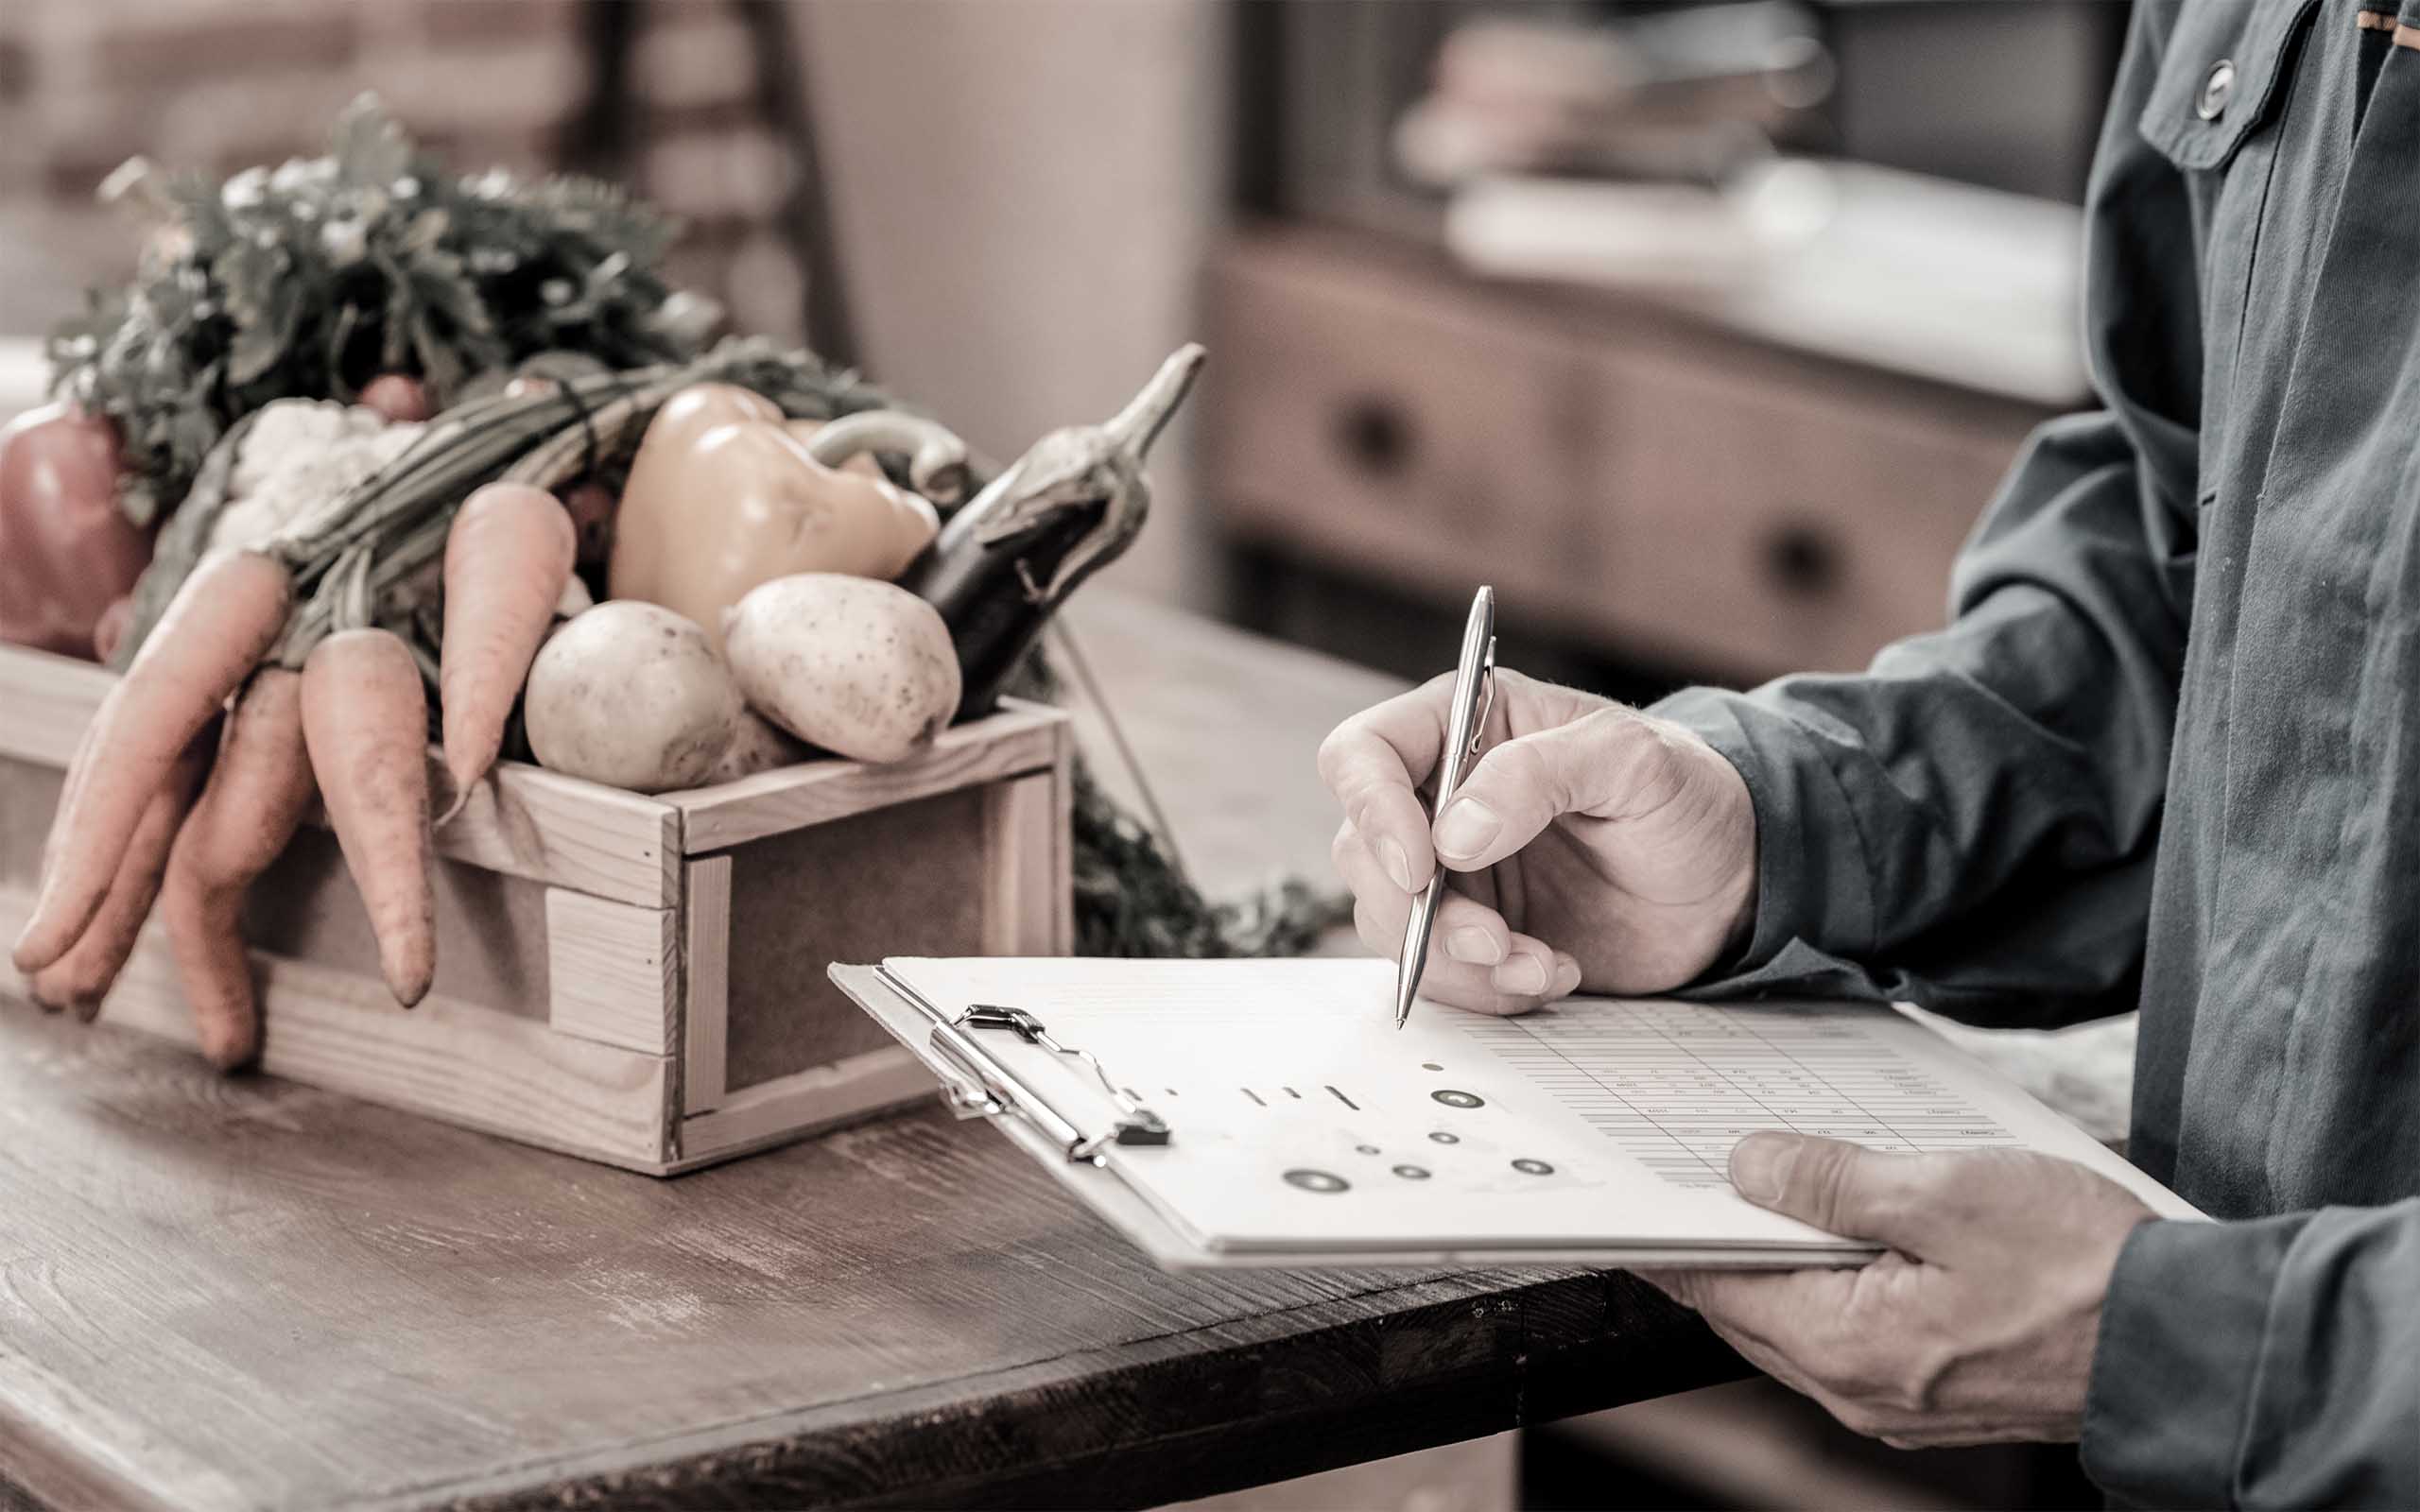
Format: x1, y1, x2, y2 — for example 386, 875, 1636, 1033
2083, 1201, 2420, 1508
1651, 0, 2204, 1029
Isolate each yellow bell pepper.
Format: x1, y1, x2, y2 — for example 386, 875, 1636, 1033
607, 384, 949, 654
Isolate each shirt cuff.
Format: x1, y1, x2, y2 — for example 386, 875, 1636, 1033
1651, 684, 1878, 975
2082, 1212, 2306, 1507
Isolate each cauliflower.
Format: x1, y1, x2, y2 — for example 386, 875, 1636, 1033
204, 400, 426, 555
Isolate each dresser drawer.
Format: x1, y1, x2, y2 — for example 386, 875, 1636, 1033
1202, 243, 1595, 613
1201, 231, 2039, 682
1581, 348, 2018, 676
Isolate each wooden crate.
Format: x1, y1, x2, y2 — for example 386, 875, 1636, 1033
0, 644, 1072, 1175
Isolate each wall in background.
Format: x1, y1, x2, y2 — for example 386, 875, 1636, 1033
796, 0, 1230, 610
0, 0, 815, 336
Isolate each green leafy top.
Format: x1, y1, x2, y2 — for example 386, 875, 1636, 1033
45, 95, 719, 526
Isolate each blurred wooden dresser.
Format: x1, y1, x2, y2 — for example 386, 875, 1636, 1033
1201, 226, 2067, 684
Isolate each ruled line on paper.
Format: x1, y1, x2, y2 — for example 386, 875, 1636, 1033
1461, 1001, 2018, 1190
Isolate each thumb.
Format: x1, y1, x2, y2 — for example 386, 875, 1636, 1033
1431, 708, 1675, 870
1728, 1133, 1943, 1252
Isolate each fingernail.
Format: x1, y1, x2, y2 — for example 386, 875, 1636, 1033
1435, 799, 1500, 860
1378, 835, 1414, 893
1549, 954, 1581, 997
1729, 1133, 1801, 1205
1493, 954, 1548, 995
1444, 927, 1504, 965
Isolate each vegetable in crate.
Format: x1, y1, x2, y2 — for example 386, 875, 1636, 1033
904, 344, 1205, 719
301, 629, 436, 1007
703, 711, 808, 784
161, 668, 317, 1069
12, 548, 294, 976
0, 403, 151, 659
438, 482, 577, 803
722, 574, 962, 765
199, 402, 425, 558
525, 600, 744, 793
26, 719, 216, 1019
609, 383, 956, 654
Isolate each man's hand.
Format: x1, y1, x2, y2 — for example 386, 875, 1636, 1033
1319, 668, 1756, 1013
1646, 1134, 2156, 1449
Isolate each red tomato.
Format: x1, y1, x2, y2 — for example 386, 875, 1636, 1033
358, 373, 432, 423
0, 404, 151, 661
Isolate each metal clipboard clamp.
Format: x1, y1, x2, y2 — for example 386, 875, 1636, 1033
873, 963, 1169, 1163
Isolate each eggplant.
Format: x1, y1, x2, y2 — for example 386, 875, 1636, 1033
902, 343, 1206, 719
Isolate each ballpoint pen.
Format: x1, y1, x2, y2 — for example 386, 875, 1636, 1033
1394, 586, 1497, 1029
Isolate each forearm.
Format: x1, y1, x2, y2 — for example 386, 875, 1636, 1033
1654, 415, 2187, 1024
2083, 1200, 2420, 1508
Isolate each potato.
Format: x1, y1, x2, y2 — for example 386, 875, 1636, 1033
722, 574, 961, 765
525, 601, 741, 792
700, 709, 809, 784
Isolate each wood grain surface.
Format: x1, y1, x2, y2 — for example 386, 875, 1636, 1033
0, 593, 1740, 1511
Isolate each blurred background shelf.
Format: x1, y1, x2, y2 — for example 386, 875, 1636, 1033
1201, 220, 2051, 692
1201, 0, 2119, 704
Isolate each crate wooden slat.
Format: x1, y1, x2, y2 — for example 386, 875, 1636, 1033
0, 884, 677, 1167
545, 889, 680, 1054
0, 643, 1073, 1174
665, 703, 1067, 850
679, 853, 735, 1114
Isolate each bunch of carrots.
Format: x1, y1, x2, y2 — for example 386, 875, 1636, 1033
9, 340, 877, 1066
11, 481, 573, 1065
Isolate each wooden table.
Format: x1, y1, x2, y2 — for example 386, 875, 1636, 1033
0, 594, 1740, 1512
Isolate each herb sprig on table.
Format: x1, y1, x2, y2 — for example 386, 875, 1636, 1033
46, 95, 715, 527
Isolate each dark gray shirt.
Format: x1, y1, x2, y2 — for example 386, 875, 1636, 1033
1656, 1, 2419, 1503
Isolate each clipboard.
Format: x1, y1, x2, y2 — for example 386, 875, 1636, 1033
829, 961, 1958, 1269
832, 957, 2200, 1270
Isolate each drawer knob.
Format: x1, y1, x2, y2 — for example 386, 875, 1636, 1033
1333, 395, 1415, 477
1762, 522, 1841, 597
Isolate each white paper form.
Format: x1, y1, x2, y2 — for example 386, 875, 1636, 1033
1456, 1001, 2029, 1189
874, 956, 2199, 1263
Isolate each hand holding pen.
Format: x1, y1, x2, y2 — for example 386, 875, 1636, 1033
1318, 590, 1762, 1020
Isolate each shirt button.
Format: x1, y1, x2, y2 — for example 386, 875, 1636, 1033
2199, 59, 2236, 120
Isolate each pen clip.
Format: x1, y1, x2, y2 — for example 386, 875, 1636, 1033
1468, 637, 1496, 759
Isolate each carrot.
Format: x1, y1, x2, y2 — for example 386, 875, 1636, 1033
438, 482, 575, 812
12, 548, 292, 974
162, 669, 316, 1069
26, 718, 174, 1011
301, 628, 436, 1006
35, 718, 102, 897
27, 718, 219, 1021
